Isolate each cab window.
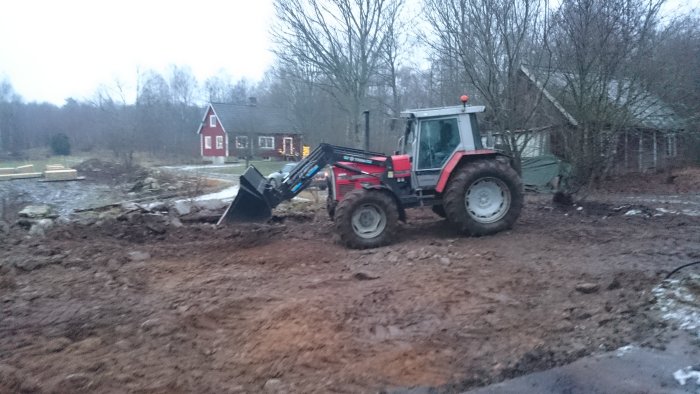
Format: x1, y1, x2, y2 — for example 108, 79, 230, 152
417, 117, 459, 169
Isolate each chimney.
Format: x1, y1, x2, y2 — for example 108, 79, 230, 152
248, 97, 257, 106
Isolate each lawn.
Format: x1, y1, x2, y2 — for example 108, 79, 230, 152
0, 155, 89, 171
205, 160, 287, 176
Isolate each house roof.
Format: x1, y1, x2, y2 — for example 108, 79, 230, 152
520, 65, 684, 130
200, 103, 300, 135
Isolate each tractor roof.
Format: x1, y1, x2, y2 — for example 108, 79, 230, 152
400, 105, 485, 119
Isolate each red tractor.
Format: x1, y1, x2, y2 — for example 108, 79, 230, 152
220, 98, 523, 249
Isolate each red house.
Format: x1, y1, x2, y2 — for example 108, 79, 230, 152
196, 101, 302, 164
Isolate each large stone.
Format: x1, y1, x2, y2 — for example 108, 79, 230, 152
575, 283, 600, 294
263, 378, 284, 393
172, 200, 192, 216
45, 337, 71, 352
127, 251, 151, 262
70, 337, 102, 354
18, 205, 52, 218
14, 258, 45, 272
28, 219, 54, 236
193, 199, 227, 211
57, 373, 94, 391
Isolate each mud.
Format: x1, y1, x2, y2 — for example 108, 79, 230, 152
2, 188, 700, 392
2, 164, 700, 392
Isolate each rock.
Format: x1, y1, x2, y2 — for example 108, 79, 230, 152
263, 378, 284, 393
71, 337, 102, 354
143, 177, 160, 190
58, 373, 93, 391
170, 217, 183, 228
140, 318, 175, 336
406, 250, 418, 260
0, 220, 9, 234
121, 202, 140, 211
145, 221, 167, 235
354, 272, 380, 280
45, 337, 71, 352
439, 257, 451, 266
14, 259, 45, 272
607, 277, 621, 290
127, 251, 151, 262
142, 201, 167, 212
172, 200, 193, 216
18, 205, 52, 218
28, 218, 53, 236
575, 283, 600, 294
194, 199, 227, 211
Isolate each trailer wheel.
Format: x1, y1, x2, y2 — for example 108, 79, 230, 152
334, 189, 399, 249
444, 159, 523, 235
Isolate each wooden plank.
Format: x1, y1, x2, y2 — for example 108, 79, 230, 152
11, 172, 43, 179
0, 168, 14, 175
44, 169, 78, 181
16, 164, 34, 172
46, 164, 66, 171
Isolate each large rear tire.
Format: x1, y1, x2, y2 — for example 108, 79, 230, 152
334, 189, 399, 249
444, 159, 523, 235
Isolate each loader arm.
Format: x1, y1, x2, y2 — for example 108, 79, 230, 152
218, 143, 388, 224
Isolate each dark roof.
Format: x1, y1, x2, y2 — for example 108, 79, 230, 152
210, 103, 300, 135
521, 66, 684, 130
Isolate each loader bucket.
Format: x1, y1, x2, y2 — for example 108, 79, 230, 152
217, 166, 273, 225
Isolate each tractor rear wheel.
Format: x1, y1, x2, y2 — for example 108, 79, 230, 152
444, 159, 523, 235
334, 189, 399, 249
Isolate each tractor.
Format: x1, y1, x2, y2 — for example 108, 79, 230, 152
219, 96, 523, 249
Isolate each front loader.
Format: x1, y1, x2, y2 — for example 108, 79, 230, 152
219, 97, 524, 249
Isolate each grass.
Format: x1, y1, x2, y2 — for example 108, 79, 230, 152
206, 161, 287, 176
0, 155, 89, 171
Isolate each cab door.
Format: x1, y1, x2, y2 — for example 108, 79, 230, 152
413, 117, 461, 189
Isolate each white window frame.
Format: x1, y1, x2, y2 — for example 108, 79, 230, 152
258, 136, 274, 150
209, 115, 217, 127
236, 136, 248, 149
204, 136, 212, 149
216, 135, 224, 149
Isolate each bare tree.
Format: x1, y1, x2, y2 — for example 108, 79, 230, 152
425, 0, 553, 171
551, 0, 664, 182
273, 0, 404, 147
0, 78, 21, 153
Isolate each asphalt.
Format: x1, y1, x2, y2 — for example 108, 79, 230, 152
465, 332, 700, 394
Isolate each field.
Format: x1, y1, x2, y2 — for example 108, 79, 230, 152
1, 163, 699, 393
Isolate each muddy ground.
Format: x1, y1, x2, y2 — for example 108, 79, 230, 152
1, 168, 700, 393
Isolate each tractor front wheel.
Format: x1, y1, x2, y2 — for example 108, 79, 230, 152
334, 189, 399, 249
444, 159, 523, 235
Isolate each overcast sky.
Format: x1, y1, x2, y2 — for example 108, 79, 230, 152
0, 0, 275, 105
0, 0, 697, 106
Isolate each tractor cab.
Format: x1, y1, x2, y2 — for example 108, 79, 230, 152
400, 100, 486, 189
